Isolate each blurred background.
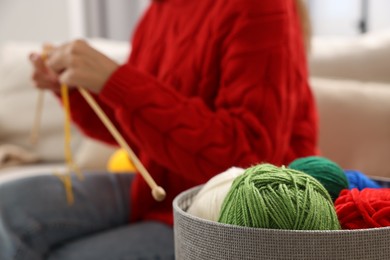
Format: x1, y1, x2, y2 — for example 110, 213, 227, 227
0, 0, 149, 44
1, 0, 390, 177
1, 0, 390, 43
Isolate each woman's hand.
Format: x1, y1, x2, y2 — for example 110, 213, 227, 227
29, 51, 61, 92
45, 40, 119, 94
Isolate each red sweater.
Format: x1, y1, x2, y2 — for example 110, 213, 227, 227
67, 0, 318, 225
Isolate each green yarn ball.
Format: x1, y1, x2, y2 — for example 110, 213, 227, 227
218, 164, 340, 230
288, 156, 349, 200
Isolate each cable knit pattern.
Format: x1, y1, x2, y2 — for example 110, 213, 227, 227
67, 0, 318, 225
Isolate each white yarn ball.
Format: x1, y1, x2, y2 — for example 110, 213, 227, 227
187, 167, 245, 222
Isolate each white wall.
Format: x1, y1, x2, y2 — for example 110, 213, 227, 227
370, 0, 390, 32
0, 0, 149, 45
309, 0, 390, 36
309, 0, 362, 36
76, 0, 150, 41
1, 0, 389, 44
0, 0, 70, 44
103, 0, 145, 40
104, 0, 149, 40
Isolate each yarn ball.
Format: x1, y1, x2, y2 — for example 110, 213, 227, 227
335, 188, 390, 229
107, 149, 136, 173
218, 164, 341, 230
187, 167, 245, 221
288, 156, 349, 200
344, 170, 381, 190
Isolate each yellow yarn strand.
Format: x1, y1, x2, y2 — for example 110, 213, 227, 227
59, 84, 84, 205
60, 84, 83, 178
33, 49, 84, 205
54, 172, 75, 205
61, 84, 73, 164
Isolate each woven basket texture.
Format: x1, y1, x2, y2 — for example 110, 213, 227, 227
173, 183, 390, 260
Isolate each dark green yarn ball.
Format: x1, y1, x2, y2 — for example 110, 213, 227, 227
288, 156, 349, 200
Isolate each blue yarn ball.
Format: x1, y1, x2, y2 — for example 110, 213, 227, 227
345, 170, 381, 190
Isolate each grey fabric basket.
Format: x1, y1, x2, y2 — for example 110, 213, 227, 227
173, 185, 390, 260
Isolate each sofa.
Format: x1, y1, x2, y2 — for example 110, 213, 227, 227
309, 31, 390, 178
0, 39, 130, 180
1, 31, 390, 180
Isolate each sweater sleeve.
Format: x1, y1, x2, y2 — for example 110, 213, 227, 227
98, 4, 314, 183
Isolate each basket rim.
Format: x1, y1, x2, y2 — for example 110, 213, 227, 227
173, 185, 390, 234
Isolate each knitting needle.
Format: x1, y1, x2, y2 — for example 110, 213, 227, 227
30, 90, 45, 144
34, 45, 166, 201
30, 48, 51, 144
77, 87, 166, 202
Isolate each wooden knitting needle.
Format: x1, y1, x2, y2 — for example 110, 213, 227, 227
32, 46, 165, 201
30, 49, 50, 144
30, 90, 45, 144
77, 87, 166, 201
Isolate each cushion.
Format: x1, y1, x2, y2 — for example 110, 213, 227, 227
310, 31, 390, 84
0, 41, 76, 162
311, 77, 390, 178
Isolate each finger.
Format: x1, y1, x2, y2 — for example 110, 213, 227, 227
42, 43, 55, 53
32, 77, 60, 91
29, 53, 47, 73
45, 43, 70, 74
58, 68, 78, 87
41, 43, 56, 61
30, 53, 59, 83
38, 78, 61, 91
46, 40, 90, 74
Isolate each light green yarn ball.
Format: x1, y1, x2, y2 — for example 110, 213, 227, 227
218, 164, 341, 230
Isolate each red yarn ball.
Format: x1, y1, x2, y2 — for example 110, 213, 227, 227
335, 188, 390, 229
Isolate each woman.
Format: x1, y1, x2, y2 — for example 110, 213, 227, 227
0, 0, 317, 259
